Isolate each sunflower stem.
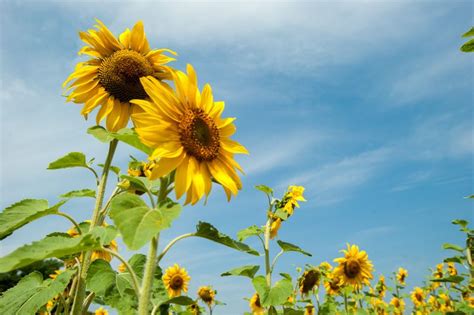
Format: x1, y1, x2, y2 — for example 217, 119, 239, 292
264, 217, 272, 287
103, 248, 141, 298
71, 139, 118, 315
157, 233, 195, 263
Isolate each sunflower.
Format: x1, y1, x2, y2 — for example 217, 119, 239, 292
389, 297, 405, 314
162, 264, 191, 297
95, 307, 108, 315
299, 268, 321, 296
410, 287, 425, 307
304, 304, 315, 315
324, 272, 342, 295
118, 263, 127, 273
439, 293, 453, 312
319, 261, 332, 272
49, 270, 62, 280
375, 275, 386, 298
64, 20, 176, 132
396, 267, 408, 285
281, 185, 306, 216
249, 293, 264, 315
269, 217, 282, 239
447, 262, 457, 276
131, 65, 248, 204
197, 286, 216, 305
428, 295, 440, 311
333, 244, 373, 289
187, 303, 201, 315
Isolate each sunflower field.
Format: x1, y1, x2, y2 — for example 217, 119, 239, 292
0, 12, 473, 315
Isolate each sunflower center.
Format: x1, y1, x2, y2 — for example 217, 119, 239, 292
179, 109, 220, 161
254, 295, 261, 308
344, 260, 361, 279
98, 49, 154, 103
170, 275, 184, 290
415, 293, 423, 301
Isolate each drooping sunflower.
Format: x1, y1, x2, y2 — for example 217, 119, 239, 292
281, 185, 306, 216
131, 65, 248, 204
410, 287, 425, 307
197, 286, 216, 305
249, 293, 264, 315
299, 268, 321, 296
333, 244, 373, 289
162, 264, 191, 297
269, 217, 282, 239
396, 267, 408, 285
64, 20, 176, 131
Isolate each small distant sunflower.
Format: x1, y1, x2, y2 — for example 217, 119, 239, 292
389, 297, 405, 314
281, 185, 306, 216
269, 217, 282, 239
324, 272, 342, 295
162, 264, 191, 297
375, 275, 386, 298
299, 268, 321, 296
304, 304, 315, 315
188, 303, 201, 315
447, 262, 457, 276
333, 244, 373, 289
197, 286, 216, 305
95, 307, 108, 315
319, 261, 332, 272
132, 65, 248, 204
428, 295, 440, 311
396, 267, 408, 285
249, 293, 264, 315
118, 263, 127, 273
439, 293, 453, 312
64, 20, 176, 131
410, 287, 425, 307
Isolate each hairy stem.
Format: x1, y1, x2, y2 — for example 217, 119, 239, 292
264, 217, 272, 287
157, 233, 195, 263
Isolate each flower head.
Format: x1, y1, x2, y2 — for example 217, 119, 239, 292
249, 293, 264, 315
304, 304, 315, 315
375, 275, 386, 298
299, 268, 321, 296
197, 286, 216, 305
162, 264, 191, 297
396, 267, 408, 285
324, 272, 342, 295
389, 297, 405, 314
333, 244, 373, 289
410, 287, 425, 307
64, 20, 176, 131
132, 65, 248, 204
447, 262, 457, 276
269, 218, 282, 239
118, 263, 127, 273
95, 307, 108, 315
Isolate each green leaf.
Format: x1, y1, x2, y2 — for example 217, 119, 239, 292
443, 256, 464, 264
194, 222, 259, 256
161, 296, 195, 306
462, 27, 474, 38
255, 185, 273, 195
274, 208, 289, 220
47, 152, 88, 170
90, 225, 118, 246
442, 243, 464, 252
87, 125, 113, 143
452, 219, 469, 228
111, 128, 153, 155
221, 265, 260, 278
0, 233, 101, 272
60, 189, 96, 199
120, 175, 160, 194
430, 275, 464, 283
465, 195, 474, 199
98, 163, 121, 175
109, 193, 181, 250
87, 260, 116, 296
0, 199, 65, 240
283, 308, 304, 315
461, 38, 474, 52
0, 269, 75, 315
237, 225, 264, 241
252, 275, 293, 307
279, 273, 292, 281
277, 240, 312, 256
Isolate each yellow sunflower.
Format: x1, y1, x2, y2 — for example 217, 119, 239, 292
131, 64, 248, 204
324, 272, 342, 295
64, 19, 176, 131
410, 287, 425, 307
333, 244, 373, 289
304, 304, 315, 315
118, 263, 127, 273
49, 270, 62, 280
375, 275, 386, 298
249, 293, 264, 315
389, 297, 405, 314
269, 217, 282, 239
396, 267, 408, 285
299, 268, 321, 296
439, 293, 453, 312
197, 286, 216, 305
162, 264, 191, 297
95, 307, 108, 315
447, 262, 457, 276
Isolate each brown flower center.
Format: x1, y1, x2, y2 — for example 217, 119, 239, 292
300, 269, 320, 294
170, 275, 184, 290
415, 293, 423, 302
344, 260, 361, 279
98, 49, 154, 102
254, 295, 261, 308
179, 109, 220, 161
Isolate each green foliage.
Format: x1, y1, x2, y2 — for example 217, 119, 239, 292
0, 269, 75, 315
120, 175, 160, 194
0, 199, 65, 240
87, 125, 114, 143
0, 232, 102, 272
430, 275, 464, 283
60, 189, 96, 199
277, 240, 312, 256
255, 185, 273, 196
252, 275, 293, 307
237, 225, 264, 241
221, 265, 260, 278
86, 260, 116, 296
461, 27, 474, 52
47, 152, 89, 170
109, 193, 182, 250
194, 222, 260, 256
442, 243, 464, 252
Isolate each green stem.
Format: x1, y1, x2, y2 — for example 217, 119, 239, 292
71, 139, 118, 315
344, 291, 348, 313
157, 233, 195, 263
270, 249, 284, 273
103, 248, 141, 298
55, 212, 82, 235
264, 217, 272, 287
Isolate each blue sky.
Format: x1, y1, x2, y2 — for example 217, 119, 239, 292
1, 0, 473, 313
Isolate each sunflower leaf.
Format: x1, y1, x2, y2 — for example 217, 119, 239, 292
442, 243, 464, 252
0, 269, 75, 315
221, 265, 260, 278
237, 225, 264, 241
110, 128, 153, 155
87, 260, 116, 296
87, 125, 114, 143
0, 199, 65, 240
461, 38, 474, 52
60, 189, 96, 199
255, 185, 273, 195
252, 275, 293, 307
0, 232, 102, 272
47, 152, 89, 169
194, 222, 260, 256
160, 296, 195, 306
430, 275, 464, 283
462, 27, 474, 38
277, 240, 312, 256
